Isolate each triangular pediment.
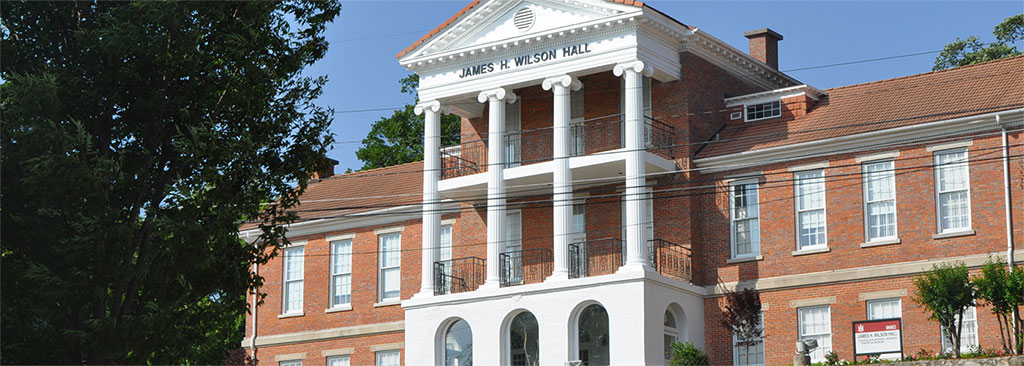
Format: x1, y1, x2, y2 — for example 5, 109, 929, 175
401, 0, 641, 61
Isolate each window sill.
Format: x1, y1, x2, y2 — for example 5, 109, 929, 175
727, 255, 763, 264
933, 230, 975, 240
861, 238, 901, 248
325, 305, 352, 313
373, 300, 401, 308
277, 312, 304, 319
792, 247, 830, 256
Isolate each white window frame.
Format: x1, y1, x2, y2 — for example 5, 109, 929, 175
376, 350, 401, 366
794, 169, 827, 250
280, 360, 302, 366
862, 160, 898, 242
282, 246, 304, 314
329, 239, 352, 309
326, 355, 350, 366
664, 310, 679, 362
730, 180, 761, 259
744, 100, 782, 122
733, 313, 765, 366
941, 306, 979, 354
570, 87, 586, 157
439, 224, 453, 293
798, 305, 832, 363
378, 232, 402, 302
504, 99, 522, 168
934, 148, 972, 233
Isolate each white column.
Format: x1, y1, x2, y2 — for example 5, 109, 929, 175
542, 75, 582, 281
414, 100, 445, 297
479, 88, 517, 288
614, 61, 654, 270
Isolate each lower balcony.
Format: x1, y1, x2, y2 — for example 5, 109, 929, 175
569, 238, 693, 282
433, 257, 486, 295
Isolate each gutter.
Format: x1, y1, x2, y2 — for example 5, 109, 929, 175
999, 115, 1017, 351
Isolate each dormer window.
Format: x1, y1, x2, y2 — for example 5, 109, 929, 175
745, 100, 781, 122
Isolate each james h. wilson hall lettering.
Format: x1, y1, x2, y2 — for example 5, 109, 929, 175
457, 43, 592, 78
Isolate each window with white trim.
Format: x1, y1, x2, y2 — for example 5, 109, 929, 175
863, 160, 898, 241
330, 239, 352, 308
867, 298, 902, 360
941, 306, 979, 353
439, 224, 453, 293
282, 246, 304, 314
733, 313, 764, 366
570, 88, 585, 157
376, 350, 400, 366
794, 170, 826, 250
664, 310, 679, 361
378, 232, 401, 301
798, 305, 832, 363
745, 101, 781, 121
327, 355, 350, 366
280, 360, 302, 366
504, 99, 522, 168
730, 181, 760, 258
934, 148, 971, 233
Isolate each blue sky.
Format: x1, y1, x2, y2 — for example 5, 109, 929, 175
307, 1, 1022, 172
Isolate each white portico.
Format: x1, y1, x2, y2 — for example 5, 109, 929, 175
400, 0, 794, 364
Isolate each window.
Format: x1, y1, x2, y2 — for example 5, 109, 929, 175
730, 181, 760, 258
444, 319, 473, 366
794, 170, 826, 250
327, 355, 349, 366
745, 101, 781, 121
508, 311, 539, 366
577, 304, 609, 366
570, 88, 585, 157
330, 239, 352, 308
505, 210, 523, 285
867, 298, 902, 360
941, 306, 979, 354
378, 232, 401, 301
280, 360, 302, 366
504, 99, 522, 168
733, 313, 764, 366
282, 246, 304, 314
863, 160, 898, 241
376, 350, 400, 366
664, 310, 679, 361
572, 202, 586, 241
439, 224, 453, 292
935, 149, 971, 233
798, 305, 832, 363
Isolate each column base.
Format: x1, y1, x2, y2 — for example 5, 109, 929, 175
478, 280, 502, 290
617, 261, 654, 273
411, 290, 435, 299
545, 270, 571, 282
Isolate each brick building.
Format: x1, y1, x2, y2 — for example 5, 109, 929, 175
241, 1, 1024, 365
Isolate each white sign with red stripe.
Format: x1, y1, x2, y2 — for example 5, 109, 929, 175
853, 319, 903, 355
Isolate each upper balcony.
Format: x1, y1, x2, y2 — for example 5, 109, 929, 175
438, 114, 678, 201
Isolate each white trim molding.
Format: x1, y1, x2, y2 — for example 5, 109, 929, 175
859, 289, 907, 301
326, 233, 356, 242
373, 226, 406, 235
787, 161, 829, 172
274, 353, 306, 362
240, 321, 404, 348
370, 342, 405, 352
724, 84, 825, 107
926, 139, 973, 152
790, 296, 836, 308
322, 348, 354, 357
855, 151, 900, 163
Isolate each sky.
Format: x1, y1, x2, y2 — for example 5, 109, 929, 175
306, 1, 1023, 172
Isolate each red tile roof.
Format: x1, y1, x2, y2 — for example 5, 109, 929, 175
697, 55, 1024, 158
396, 0, 645, 59
240, 161, 424, 230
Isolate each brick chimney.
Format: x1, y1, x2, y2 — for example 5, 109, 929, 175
744, 28, 783, 69
311, 158, 339, 180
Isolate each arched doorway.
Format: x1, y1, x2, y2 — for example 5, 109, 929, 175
576, 304, 610, 366
443, 318, 472, 366
508, 311, 539, 366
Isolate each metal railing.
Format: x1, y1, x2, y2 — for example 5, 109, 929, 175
433, 257, 486, 295
568, 238, 626, 279
440, 140, 487, 179
499, 247, 553, 287
648, 239, 692, 283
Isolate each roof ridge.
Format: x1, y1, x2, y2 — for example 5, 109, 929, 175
336, 160, 424, 179
824, 54, 1024, 92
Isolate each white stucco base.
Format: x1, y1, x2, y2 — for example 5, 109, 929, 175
402, 270, 705, 366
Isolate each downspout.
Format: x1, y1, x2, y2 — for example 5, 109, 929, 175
248, 231, 259, 362
999, 114, 1017, 352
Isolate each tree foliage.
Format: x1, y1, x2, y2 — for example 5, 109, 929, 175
973, 259, 1024, 354
933, 14, 1023, 70
912, 263, 975, 358
355, 74, 461, 170
721, 287, 763, 366
0, 1, 339, 363
669, 342, 710, 366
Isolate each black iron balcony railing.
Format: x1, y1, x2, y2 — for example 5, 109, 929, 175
433, 256, 486, 295
438, 113, 676, 179
648, 239, 692, 283
499, 247, 553, 287
568, 238, 626, 279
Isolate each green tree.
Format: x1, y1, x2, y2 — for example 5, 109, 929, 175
355, 74, 461, 170
0, 1, 339, 364
973, 259, 1024, 354
721, 287, 763, 366
912, 263, 976, 358
933, 14, 1023, 70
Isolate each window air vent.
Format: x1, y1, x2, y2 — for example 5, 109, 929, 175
513, 8, 535, 32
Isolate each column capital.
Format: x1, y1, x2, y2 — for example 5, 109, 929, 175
541, 75, 582, 92
613, 60, 655, 78
413, 100, 449, 115
477, 87, 518, 104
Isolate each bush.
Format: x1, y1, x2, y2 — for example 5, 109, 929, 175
670, 342, 709, 366
913, 262, 975, 358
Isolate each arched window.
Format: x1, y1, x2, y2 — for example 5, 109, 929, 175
577, 304, 610, 366
508, 311, 539, 366
664, 310, 679, 361
444, 319, 472, 366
